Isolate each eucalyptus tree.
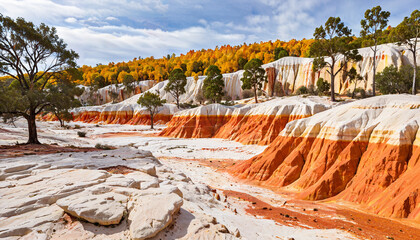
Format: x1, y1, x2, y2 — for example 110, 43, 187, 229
0, 15, 78, 144
310, 17, 361, 101
360, 5, 390, 96
391, 10, 420, 95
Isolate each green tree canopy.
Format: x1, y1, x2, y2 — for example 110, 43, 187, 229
44, 75, 84, 127
348, 67, 365, 98
238, 57, 248, 70
391, 10, 420, 95
93, 75, 107, 89
137, 91, 166, 129
310, 16, 361, 101
123, 73, 135, 95
376, 65, 419, 94
0, 15, 78, 144
165, 68, 187, 108
274, 47, 289, 60
203, 65, 224, 103
360, 5, 390, 96
241, 58, 267, 103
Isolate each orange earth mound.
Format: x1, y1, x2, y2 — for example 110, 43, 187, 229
72, 111, 173, 125
229, 95, 420, 221
160, 96, 332, 145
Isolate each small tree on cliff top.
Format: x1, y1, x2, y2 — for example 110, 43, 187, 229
203, 65, 224, 103
360, 5, 390, 96
310, 17, 361, 101
0, 15, 78, 144
137, 91, 166, 129
165, 68, 186, 108
241, 58, 267, 103
391, 10, 420, 95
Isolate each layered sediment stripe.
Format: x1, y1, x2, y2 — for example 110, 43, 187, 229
159, 104, 235, 138
160, 96, 332, 145
72, 103, 178, 125
229, 95, 420, 220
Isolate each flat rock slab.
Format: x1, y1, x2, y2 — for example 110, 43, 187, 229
0, 204, 63, 238
57, 191, 128, 225
128, 192, 183, 240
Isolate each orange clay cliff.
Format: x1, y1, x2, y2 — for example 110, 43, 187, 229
229, 94, 420, 220
160, 96, 333, 145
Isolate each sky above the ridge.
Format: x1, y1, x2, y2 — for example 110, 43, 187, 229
0, 0, 417, 66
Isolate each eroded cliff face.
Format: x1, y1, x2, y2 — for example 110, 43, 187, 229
159, 96, 333, 145
79, 43, 419, 108
229, 95, 420, 220
72, 93, 179, 125
78, 80, 155, 105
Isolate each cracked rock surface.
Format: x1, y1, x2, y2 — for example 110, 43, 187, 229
0, 147, 238, 239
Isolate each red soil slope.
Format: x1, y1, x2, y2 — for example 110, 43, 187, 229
229, 95, 420, 220
160, 96, 332, 145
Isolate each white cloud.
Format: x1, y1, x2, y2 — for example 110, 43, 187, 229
56, 25, 245, 66
65, 17, 77, 23
0, 0, 416, 66
106, 16, 118, 21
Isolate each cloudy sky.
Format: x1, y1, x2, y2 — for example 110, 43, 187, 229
0, 0, 417, 66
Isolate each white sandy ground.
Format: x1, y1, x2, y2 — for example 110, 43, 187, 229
0, 119, 359, 240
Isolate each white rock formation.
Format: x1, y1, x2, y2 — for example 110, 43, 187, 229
0, 147, 238, 239
128, 192, 183, 240
108, 42, 420, 105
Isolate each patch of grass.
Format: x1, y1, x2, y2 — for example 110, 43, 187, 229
77, 131, 87, 137
73, 124, 82, 129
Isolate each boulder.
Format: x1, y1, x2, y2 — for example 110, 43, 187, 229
128, 192, 183, 240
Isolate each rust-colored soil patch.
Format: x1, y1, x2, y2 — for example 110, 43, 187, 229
100, 165, 137, 174
0, 144, 99, 159
222, 190, 420, 240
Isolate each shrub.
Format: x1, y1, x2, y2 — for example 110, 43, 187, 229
295, 86, 308, 95
95, 143, 112, 150
307, 85, 316, 95
376, 65, 419, 94
179, 102, 199, 109
353, 88, 367, 99
316, 78, 330, 95
77, 131, 87, 137
242, 89, 255, 99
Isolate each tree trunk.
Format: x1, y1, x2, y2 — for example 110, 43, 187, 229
176, 97, 180, 109
150, 114, 154, 129
27, 110, 40, 144
254, 87, 258, 103
372, 46, 377, 96
55, 113, 65, 128
352, 83, 356, 99
330, 60, 336, 102
413, 50, 417, 95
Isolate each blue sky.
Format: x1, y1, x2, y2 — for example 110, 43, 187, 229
0, 0, 417, 66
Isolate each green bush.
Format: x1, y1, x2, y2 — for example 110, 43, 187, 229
316, 78, 330, 95
295, 86, 308, 95
376, 65, 419, 94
